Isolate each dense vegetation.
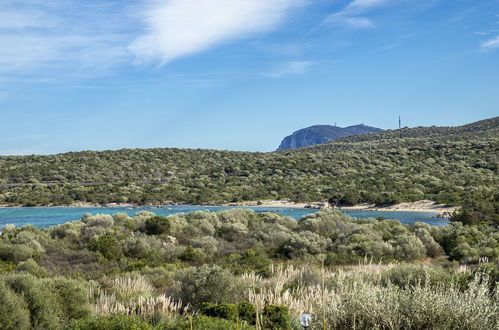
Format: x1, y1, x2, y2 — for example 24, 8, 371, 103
0, 209, 497, 329
0, 118, 497, 220
0, 117, 497, 328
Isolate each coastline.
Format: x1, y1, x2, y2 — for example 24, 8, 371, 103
0, 199, 459, 214
224, 199, 458, 214
338, 201, 459, 214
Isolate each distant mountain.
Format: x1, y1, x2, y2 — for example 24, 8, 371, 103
277, 124, 383, 150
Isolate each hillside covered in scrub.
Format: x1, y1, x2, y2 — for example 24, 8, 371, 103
0, 117, 497, 223
0, 209, 497, 329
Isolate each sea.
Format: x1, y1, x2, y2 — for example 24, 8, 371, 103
0, 205, 449, 229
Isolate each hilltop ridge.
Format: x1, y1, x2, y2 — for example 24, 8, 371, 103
277, 124, 383, 150
0, 117, 497, 218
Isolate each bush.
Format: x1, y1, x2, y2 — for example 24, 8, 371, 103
176, 265, 237, 307
179, 246, 204, 263
0, 280, 31, 330
450, 198, 498, 225
67, 314, 152, 330
144, 216, 171, 235
16, 258, 47, 277
325, 252, 364, 266
433, 223, 499, 263
89, 234, 123, 260
84, 214, 114, 228
237, 302, 256, 324
392, 235, 426, 261
224, 249, 270, 275
381, 264, 453, 288
157, 315, 254, 330
4, 274, 62, 329
200, 303, 238, 321
0, 260, 16, 273
0, 244, 35, 263
262, 305, 291, 330
47, 277, 91, 322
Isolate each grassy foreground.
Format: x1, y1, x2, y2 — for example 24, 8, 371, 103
0, 209, 497, 329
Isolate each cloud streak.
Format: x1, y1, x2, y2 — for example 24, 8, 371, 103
326, 0, 391, 29
481, 35, 499, 50
0, 1, 134, 80
264, 61, 314, 78
129, 0, 304, 65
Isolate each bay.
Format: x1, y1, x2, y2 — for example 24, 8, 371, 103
0, 205, 448, 229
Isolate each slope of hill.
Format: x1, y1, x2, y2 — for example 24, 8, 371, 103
0, 117, 497, 217
277, 124, 383, 150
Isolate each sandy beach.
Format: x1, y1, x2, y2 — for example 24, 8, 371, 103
339, 200, 459, 214
0, 200, 460, 215
223, 200, 309, 208
225, 199, 458, 214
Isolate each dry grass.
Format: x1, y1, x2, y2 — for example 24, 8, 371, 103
112, 275, 154, 299
88, 266, 497, 329
89, 276, 188, 317
245, 264, 497, 330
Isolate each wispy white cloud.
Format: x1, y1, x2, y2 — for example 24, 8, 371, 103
0, 1, 134, 80
0, 0, 308, 87
345, 0, 390, 11
339, 17, 375, 28
264, 61, 313, 78
129, 0, 305, 65
481, 35, 499, 50
326, 0, 391, 29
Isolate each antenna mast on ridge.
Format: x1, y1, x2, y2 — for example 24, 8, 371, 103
398, 116, 403, 138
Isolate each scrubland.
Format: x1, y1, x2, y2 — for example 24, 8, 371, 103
0, 209, 497, 329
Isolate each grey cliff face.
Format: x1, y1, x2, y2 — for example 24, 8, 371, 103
277, 124, 383, 150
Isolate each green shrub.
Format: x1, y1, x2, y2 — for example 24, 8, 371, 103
144, 216, 170, 235
176, 265, 237, 307
433, 223, 499, 263
237, 302, 256, 325
0, 260, 16, 273
16, 258, 47, 277
0, 280, 31, 330
180, 246, 204, 263
157, 315, 254, 330
200, 303, 238, 321
67, 314, 152, 330
262, 305, 291, 330
450, 198, 498, 225
47, 277, 91, 322
392, 235, 426, 261
224, 249, 270, 275
84, 214, 114, 228
4, 274, 62, 329
89, 234, 123, 260
0, 244, 35, 263
381, 264, 453, 288
325, 252, 364, 266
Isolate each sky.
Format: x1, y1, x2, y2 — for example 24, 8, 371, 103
0, 0, 498, 155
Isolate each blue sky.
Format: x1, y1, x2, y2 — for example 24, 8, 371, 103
0, 0, 498, 154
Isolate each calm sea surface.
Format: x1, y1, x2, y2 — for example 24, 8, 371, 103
0, 205, 448, 229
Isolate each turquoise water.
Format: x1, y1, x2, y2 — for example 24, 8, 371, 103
0, 206, 448, 229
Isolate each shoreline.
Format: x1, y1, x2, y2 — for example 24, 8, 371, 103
338, 204, 458, 214
222, 200, 458, 214
0, 199, 459, 214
